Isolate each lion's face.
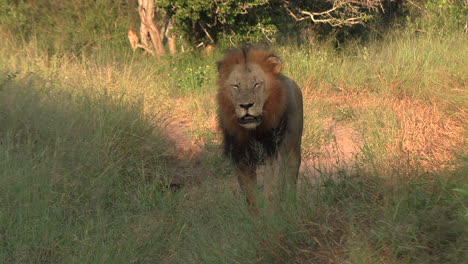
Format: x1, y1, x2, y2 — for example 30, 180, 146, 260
217, 47, 285, 134
225, 64, 269, 129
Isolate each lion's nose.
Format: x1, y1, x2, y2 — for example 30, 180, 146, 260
239, 103, 254, 110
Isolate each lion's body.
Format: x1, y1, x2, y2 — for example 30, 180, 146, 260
216, 47, 303, 206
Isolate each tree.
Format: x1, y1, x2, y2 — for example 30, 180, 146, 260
129, 0, 410, 54
156, 0, 384, 47
128, 0, 166, 55
157, 0, 275, 46
282, 0, 380, 27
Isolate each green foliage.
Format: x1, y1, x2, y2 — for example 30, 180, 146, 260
424, 0, 467, 30
0, 2, 467, 262
1, 0, 465, 51
176, 65, 211, 93
157, 0, 279, 45
174, 58, 214, 94
155, 0, 388, 46
402, 0, 467, 34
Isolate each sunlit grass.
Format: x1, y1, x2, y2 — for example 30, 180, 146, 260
0, 10, 467, 263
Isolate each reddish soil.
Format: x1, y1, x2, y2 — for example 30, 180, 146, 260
300, 120, 363, 183
164, 111, 363, 187
162, 116, 211, 187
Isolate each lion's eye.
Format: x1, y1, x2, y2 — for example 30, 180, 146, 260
232, 84, 239, 90
253, 82, 261, 88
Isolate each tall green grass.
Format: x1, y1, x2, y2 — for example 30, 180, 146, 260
0, 0, 138, 55
0, 71, 175, 262
0, 1, 467, 263
1, 45, 466, 263
279, 31, 467, 105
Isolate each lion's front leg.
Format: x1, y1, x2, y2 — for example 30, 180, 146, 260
263, 155, 281, 204
237, 165, 257, 209
285, 149, 301, 200
264, 149, 301, 203
287, 148, 301, 186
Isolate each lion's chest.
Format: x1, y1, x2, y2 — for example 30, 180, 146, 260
223, 117, 288, 167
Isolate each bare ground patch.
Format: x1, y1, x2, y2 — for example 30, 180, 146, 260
302, 90, 466, 177
155, 98, 215, 187
300, 119, 363, 183
155, 90, 466, 189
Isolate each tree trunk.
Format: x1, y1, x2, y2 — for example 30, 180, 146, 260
137, 0, 166, 56
168, 36, 177, 55
166, 19, 177, 55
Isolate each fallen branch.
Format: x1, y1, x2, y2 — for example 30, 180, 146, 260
199, 22, 215, 44
283, 0, 380, 27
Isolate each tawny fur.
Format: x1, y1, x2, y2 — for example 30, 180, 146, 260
216, 47, 303, 208
216, 48, 287, 140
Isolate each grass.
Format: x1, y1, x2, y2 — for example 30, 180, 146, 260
1, 1, 467, 263
0, 70, 175, 263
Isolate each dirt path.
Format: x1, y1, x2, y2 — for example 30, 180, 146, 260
163, 110, 363, 187
163, 115, 211, 187
300, 120, 363, 183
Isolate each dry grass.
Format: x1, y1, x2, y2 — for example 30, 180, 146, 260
298, 85, 466, 176
391, 99, 466, 171
1, 20, 467, 262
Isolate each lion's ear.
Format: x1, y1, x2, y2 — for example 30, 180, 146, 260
267, 56, 282, 74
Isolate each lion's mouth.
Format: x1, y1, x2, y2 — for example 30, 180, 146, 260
238, 114, 263, 125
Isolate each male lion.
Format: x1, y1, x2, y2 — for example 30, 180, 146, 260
216, 47, 303, 207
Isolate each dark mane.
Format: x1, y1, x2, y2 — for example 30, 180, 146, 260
223, 114, 288, 167
216, 47, 289, 166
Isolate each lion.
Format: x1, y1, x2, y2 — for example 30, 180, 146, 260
216, 47, 303, 208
